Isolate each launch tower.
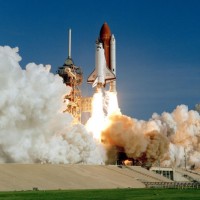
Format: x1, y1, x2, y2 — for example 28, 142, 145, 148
57, 29, 83, 123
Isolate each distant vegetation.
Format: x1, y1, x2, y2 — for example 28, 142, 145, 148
0, 188, 200, 200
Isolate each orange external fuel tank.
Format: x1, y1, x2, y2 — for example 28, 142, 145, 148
99, 22, 111, 69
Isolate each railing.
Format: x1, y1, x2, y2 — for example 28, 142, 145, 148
142, 181, 200, 189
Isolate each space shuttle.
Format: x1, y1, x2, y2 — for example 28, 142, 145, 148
87, 22, 116, 92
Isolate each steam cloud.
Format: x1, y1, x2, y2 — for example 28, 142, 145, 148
102, 114, 169, 165
153, 105, 200, 169
102, 105, 200, 169
0, 46, 105, 164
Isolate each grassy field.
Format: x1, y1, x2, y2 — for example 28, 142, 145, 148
0, 188, 200, 200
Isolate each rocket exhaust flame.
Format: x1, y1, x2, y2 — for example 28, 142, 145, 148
85, 90, 120, 141
105, 92, 121, 116
86, 92, 105, 141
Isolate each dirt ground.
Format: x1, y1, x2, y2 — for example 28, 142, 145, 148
0, 164, 171, 191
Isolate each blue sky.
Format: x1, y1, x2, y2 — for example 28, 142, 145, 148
1, 0, 200, 120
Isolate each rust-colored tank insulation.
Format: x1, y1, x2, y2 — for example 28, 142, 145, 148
99, 22, 111, 69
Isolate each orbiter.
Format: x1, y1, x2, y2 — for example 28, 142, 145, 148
87, 22, 116, 92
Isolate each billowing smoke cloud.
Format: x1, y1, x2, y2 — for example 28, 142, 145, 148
0, 46, 105, 164
102, 114, 169, 165
153, 105, 200, 169
102, 105, 200, 169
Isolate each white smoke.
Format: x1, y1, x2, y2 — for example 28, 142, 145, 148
0, 46, 105, 164
153, 105, 200, 169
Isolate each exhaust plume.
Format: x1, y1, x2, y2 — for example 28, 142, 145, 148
102, 114, 169, 164
102, 105, 200, 169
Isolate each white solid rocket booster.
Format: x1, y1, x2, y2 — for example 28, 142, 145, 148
109, 34, 116, 92
87, 42, 115, 89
